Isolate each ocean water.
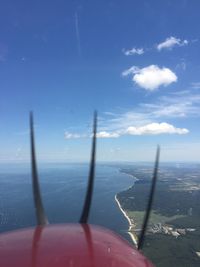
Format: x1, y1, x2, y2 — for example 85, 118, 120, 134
0, 163, 134, 243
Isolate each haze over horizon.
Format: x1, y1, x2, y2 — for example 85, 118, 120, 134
1, 0, 200, 162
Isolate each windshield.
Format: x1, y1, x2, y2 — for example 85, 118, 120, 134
0, 1, 200, 266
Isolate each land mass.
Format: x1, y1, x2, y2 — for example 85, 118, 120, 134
116, 163, 200, 267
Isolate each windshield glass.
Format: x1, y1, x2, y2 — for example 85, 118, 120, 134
0, 1, 200, 266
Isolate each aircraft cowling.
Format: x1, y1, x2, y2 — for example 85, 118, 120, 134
0, 224, 154, 267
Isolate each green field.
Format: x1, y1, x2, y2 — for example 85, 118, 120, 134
127, 210, 185, 230
117, 165, 200, 267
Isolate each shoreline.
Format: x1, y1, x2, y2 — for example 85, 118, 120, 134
119, 168, 139, 182
115, 194, 138, 246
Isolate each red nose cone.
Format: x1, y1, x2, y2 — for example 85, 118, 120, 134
0, 224, 154, 267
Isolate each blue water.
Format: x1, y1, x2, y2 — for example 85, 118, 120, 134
0, 163, 134, 243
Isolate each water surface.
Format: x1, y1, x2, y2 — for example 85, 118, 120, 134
0, 163, 134, 243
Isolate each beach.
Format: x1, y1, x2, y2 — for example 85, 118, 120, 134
115, 194, 138, 246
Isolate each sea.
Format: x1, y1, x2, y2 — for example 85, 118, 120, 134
0, 162, 134, 244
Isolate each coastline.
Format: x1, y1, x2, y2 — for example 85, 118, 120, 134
115, 194, 138, 246
119, 168, 138, 182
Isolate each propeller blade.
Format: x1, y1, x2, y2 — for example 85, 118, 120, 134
80, 111, 97, 224
137, 146, 160, 250
30, 112, 48, 225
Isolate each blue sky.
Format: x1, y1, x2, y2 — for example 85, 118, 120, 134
0, 0, 200, 162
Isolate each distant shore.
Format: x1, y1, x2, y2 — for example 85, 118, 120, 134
115, 194, 138, 246
115, 169, 139, 246
119, 168, 138, 182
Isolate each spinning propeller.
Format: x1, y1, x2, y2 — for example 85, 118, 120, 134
30, 111, 160, 250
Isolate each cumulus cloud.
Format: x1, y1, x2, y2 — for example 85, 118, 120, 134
102, 91, 200, 134
65, 122, 189, 139
65, 92, 197, 140
96, 131, 120, 138
125, 123, 189, 135
122, 65, 177, 90
122, 47, 144, 56
157, 36, 188, 51
97, 123, 189, 137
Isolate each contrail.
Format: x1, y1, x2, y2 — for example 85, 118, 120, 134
75, 12, 81, 56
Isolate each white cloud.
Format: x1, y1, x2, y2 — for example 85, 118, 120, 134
65, 89, 200, 140
96, 131, 120, 138
125, 123, 189, 135
64, 132, 82, 139
100, 110, 151, 133
65, 122, 188, 139
144, 92, 200, 118
122, 66, 138, 76
122, 65, 177, 90
100, 90, 200, 134
123, 47, 144, 56
64, 130, 120, 139
157, 36, 188, 51
95, 123, 189, 137
142, 103, 188, 118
